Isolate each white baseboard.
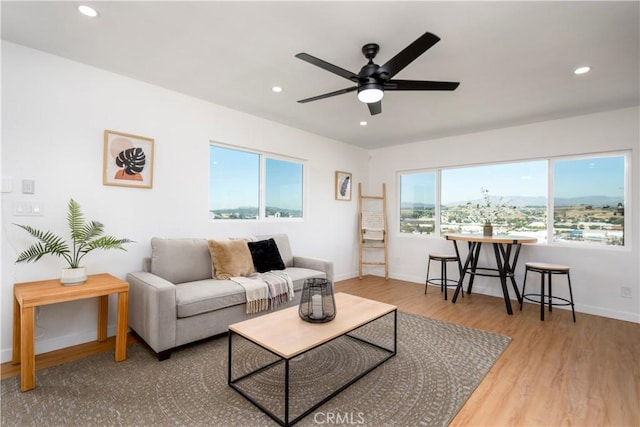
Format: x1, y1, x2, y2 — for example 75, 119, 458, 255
378, 272, 640, 324
1, 325, 121, 364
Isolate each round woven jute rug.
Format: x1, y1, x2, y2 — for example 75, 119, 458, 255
1, 312, 510, 427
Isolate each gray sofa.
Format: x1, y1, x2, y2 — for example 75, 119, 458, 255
126, 234, 333, 360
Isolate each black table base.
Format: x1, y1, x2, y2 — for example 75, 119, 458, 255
228, 310, 397, 426
451, 240, 524, 314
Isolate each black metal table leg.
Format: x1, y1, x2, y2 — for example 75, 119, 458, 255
467, 242, 482, 294
284, 359, 290, 426
452, 241, 473, 303
492, 243, 513, 315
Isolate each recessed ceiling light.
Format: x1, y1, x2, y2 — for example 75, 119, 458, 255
271, 86, 283, 93
360, 121, 368, 126
574, 66, 591, 75
77, 5, 99, 17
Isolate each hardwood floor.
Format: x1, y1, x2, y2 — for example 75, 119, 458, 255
2, 276, 638, 426
336, 277, 640, 426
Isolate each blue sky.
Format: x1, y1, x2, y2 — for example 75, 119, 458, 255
212, 145, 625, 209
210, 146, 259, 209
554, 156, 625, 198
403, 155, 625, 204
441, 161, 548, 203
210, 146, 302, 210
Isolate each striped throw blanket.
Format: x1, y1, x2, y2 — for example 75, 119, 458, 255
230, 271, 294, 314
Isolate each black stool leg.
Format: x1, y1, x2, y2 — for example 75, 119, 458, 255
540, 270, 545, 321
548, 272, 553, 313
520, 267, 529, 311
567, 272, 576, 322
443, 260, 448, 301
425, 257, 431, 294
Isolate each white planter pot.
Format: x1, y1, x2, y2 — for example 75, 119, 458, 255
60, 267, 87, 286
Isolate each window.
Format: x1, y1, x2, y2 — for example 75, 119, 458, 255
399, 152, 628, 247
209, 145, 304, 220
399, 172, 436, 235
441, 160, 548, 238
553, 155, 625, 246
265, 158, 303, 218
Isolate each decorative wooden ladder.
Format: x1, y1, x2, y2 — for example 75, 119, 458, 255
358, 183, 389, 280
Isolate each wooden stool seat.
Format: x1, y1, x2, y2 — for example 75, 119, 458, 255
520, 262, 576, 322
429, 254, 458, 260
425, 253, 460, 300
525, 262, 570, 272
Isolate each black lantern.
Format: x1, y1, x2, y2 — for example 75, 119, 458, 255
299, 278, 336, 323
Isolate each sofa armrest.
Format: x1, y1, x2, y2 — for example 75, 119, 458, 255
126, 271, 177, 354
293, 256, 334, 283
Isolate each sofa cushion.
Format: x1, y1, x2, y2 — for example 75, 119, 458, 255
175, 279, 246, 318
286, 267, 327, 291
150, 238, 212, 284
208, 239, 255, 279
174, 267, 327, 318
252, 234, 293, 267
248, 238, 285, 273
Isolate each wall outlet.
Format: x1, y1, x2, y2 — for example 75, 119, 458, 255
621, 286, 632, 299
13, 201, 44, 216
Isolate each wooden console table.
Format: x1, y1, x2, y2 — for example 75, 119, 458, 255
12, 273, 129, 391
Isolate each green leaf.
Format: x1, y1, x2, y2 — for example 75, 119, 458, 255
14, 227, 70, 263
67, 198, 85, 241
15, 198, 132, 268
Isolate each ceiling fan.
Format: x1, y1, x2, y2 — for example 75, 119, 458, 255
295, 31, 460, 116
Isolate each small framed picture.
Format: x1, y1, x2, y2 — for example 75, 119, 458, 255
103, 130, 154, 189
335, 171, 352, 201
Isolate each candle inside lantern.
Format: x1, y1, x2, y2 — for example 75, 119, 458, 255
311, 294, 323, 319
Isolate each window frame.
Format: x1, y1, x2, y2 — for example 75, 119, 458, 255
548, 151, 630, 248
209, 142, 306, 222
397, 150, 631, 250
397, 169, 438, 236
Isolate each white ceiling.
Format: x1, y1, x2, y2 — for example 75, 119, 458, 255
2, 1, 639, 149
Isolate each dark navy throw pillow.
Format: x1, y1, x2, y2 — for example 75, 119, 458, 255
247, 238, 286, 273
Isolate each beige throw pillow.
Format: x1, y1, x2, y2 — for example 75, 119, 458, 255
207, 239, 255, 279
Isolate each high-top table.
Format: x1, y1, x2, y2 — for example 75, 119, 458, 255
12, 273, 129, 391
444, 233, 537, 314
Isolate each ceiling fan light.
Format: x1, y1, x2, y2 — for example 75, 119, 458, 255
357, 84, 384, 103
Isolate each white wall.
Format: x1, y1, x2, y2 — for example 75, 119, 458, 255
0, 42, 368, 362
2, 42, 637, 364
368, 106, 639, 323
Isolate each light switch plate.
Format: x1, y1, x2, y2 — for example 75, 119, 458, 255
22, 179, 35, 194
1, 177, 12, 193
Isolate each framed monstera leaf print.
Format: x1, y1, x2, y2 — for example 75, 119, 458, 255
103, 130, 154, 189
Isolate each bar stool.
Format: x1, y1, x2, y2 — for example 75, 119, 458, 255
425, 253, 459, 300
520, 262, 576, 322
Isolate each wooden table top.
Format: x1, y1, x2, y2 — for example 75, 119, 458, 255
444, 233, 538, 244
14, 273, 128, 308
229, 292, 397, 359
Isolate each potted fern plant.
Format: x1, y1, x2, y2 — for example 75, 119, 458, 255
14, 198, 132, 285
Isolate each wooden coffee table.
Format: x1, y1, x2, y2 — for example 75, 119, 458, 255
228, 292, 397, 426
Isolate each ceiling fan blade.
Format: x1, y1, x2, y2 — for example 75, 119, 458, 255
376, 32, 440, 80
367, 101, 382, 115
295, 53, 359, 82
297, 86, 357, 103
385, 80, 460, 91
